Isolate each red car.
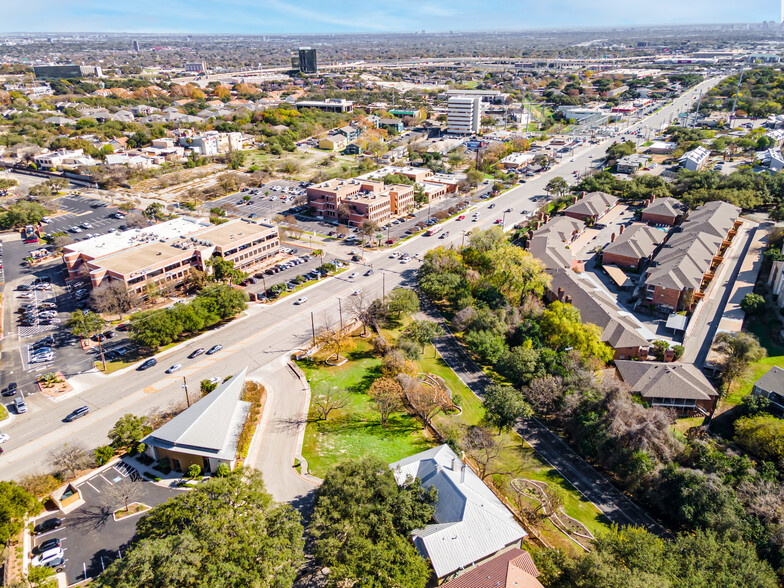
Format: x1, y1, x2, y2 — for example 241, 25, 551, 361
495, 219, 503, 224
457, 215, 465, 220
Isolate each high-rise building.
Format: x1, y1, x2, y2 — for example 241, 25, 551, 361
447, 96, 482, 135
133, 40, 140, 52
298, 47, 317, 73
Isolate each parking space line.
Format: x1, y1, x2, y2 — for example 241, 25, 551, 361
98, 474, 113, 486
80, 480, 100, 493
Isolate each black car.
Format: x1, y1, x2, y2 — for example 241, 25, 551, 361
351, 255, 361, 262
138, 358, 157, 371
206, 344, 223, 355
33, 518, 62, 534
188, 348, 205, 359
65, 406, 89, 422
35, 537, 61, 554
364, 269, 374, 276
16, 284, 31, 291
1, 383, 17, 397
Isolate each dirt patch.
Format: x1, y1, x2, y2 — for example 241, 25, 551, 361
37, 371, 74, 398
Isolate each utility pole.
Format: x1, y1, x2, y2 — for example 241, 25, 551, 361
182, 377, 190, 407
729, 66, 746, 129
338, 298, 343, 331
382, 272, 386, 298
311, 312, 316, 347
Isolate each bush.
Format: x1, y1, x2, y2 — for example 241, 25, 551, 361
215, 463, 231, 477
94, 445, 115, 466
734, 415, 784, 463
153, 458, 171, 474
187, 464, 202, 479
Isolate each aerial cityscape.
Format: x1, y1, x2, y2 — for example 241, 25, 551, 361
1, 3, 784, 587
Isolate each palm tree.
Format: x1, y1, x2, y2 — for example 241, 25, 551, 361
312, 249, 325, 278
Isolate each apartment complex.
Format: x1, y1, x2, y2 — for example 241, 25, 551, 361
306, 178, 415, 227
642, 201, 741, 311
447, 96, 481, 135
562, 191, 618, 223
641, 196, 685, 226
62, 218, 279, 299
602, 224, 664, 270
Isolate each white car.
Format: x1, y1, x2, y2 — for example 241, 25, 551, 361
208, 377, 220, 385
295, 297, 307, 305
31, 547, 64, 568
165, 364, 182, 374
348, 272, 359, 279
0, 432, 9, 443
81, 222, 92, 229
352, 289, 362, 296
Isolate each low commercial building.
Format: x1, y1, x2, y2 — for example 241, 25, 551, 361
184, 62, 207, 73
679, 146, 710, 171
318, 134, 348, 151
615, 361, 719, 417
387, 107, 428, 123
34, 149, 95, 168
602, 223, 663, 270
616, 154, 649, 174
390, 445, 526, 582
641, 196, 685, 226
648, 140, 677, 154
563, 191, 618, 223
143, 369, 251, 473
499, 152, 535, 169
751, 366, 784, 416
295, 99, 354, 113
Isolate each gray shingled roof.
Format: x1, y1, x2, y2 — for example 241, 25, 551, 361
754, 366, 784, 396
390, 445, 526, 579
143, 368, 250, 460
642, 197, 685, 219
563, 191, 617, 218
603, 223, 662, 260
532, 216, 583, 243
615, 361, 718, 401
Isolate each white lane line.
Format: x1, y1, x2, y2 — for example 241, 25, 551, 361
98, 474, 113, 485
80, 480, 99, 493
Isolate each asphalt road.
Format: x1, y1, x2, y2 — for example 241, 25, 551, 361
0, 78, 722, 486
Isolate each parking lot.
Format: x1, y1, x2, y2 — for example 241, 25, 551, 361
202, 179, 306, 222
31, 460, 179, 585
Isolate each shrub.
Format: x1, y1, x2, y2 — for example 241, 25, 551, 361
215, 463, 231, 477
187, 464, 202, 479
153, 457, 171, 474
94, 445, 115, 466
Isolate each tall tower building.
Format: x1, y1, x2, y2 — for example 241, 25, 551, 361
298, 47, 317, 74
447, 96, 482, 135
133, 40, 140, 52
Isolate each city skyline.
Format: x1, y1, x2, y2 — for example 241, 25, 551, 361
0, 0, 777, 34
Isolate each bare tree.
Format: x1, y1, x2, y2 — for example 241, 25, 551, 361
90, 281, 133, 319
312, 386, 349, 421
48, 442, 95, 479
398, 374, 443, 430
367, 377, 403, 427
125, 213, 148, 228
316, 320, 353, 363
523, 375, 564, 414
461, 425, 503, 480
347, 291, 373, 336
104, 478, 143, 513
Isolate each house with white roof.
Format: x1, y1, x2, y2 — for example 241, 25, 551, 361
143, 369, 251, 473
390, 445, 526, 581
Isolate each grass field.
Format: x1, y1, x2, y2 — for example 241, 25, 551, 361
724, 314, 784, 405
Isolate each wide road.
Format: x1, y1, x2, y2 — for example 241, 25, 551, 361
0, 77, 722, 483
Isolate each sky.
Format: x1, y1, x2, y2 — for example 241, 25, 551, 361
0, 0, 777, 34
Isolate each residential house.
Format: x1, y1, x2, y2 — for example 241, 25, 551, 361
318, 133, 348, 151
441, 549, 544, 588
642, 201, 741, 311
757, 148, 784, 172
143, 369, 251, 473
615, 361, 719, 417
342, 143, 362, 155
563, 191, 618, 223
379, 118, 404, 133
641, 196, 685, 226
602, 223, 664, 270
679, 146, 710, 171
751, 366, 784, 416
767, 129, 784, 149
389, 445, 527, 582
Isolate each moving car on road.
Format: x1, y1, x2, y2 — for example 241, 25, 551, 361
295, 297, 307, 305
206, 344, 223, 355
138, 358, 157, 371
14, 397, 27, 414
64, 406, 89, 422
165, 364, 182, 374
188, 348, 205, 359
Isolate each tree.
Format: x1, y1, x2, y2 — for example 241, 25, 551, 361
90, 281, 133, 319
47, 442, 94, 479
540, 301, 613, 363
461, 425, 503, 479
465, 329, 508, 364
311, 249, 325, 278
347, 290, 373, 335
466, 169, 484, 187
310, 457, 435, 588
125, 212, 148, 228
368, 377, 403, 426
403, 320, 444, 357
312, 386, 349, 420
0, 482, 39, 544
605, 140, 636, 161
386, 288, 420, 321
94, 445, 115, 466
712, 331, 766, 395
316, 320, 353, 363
545, 176, 569, 198
143, 202, 166, 221
496, 346, 541, 388
487, 246, 550, 302
96, 469, 304, 588
740, 292, 765, 314
66, 310, 107, 370
483, 384, 532, 433
400, 375, 444, 429
200, 379, 218, 395
734, 415, 784, 463
651, 339, 670, 361
108, 414, 151, 451
104, 478, 143, 513
208, 256, 246, 284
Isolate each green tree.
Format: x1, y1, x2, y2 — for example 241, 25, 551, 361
734, 415, 784, 463
96, 469, 304, 588
739, 292, 764, 314
483, 384, 532, 433
385, 288, 420, 320
466, 169, 484, 187
310, 457, 435, 588
465, 329, 508, 364
94, 445, 115, 466
227, 150, 246, 170
539, 301, 613, 363
108, 414, 151, 451
0, 482, 39, 544
129, 309, 183, 349
605, 140, 636, 161
712, 331, 766, 396
208, 256, 247, 284
200, 379, 218, 395
545, 176, 569, 198
496, 346, 541, 388
403, 320, 444, 357
143, 202, 165, 221
66, 310, 108, 370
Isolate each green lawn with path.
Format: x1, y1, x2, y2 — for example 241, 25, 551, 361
725, 315, 784, 405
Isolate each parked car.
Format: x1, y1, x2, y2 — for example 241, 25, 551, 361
65, 406, 89, 422
33, 518, 61, 534
31, 547, 64, 568
206, 344, 223, 355
138, 358, 157, 371
34, 538, 61, 554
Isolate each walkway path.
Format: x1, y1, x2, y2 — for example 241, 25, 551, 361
418, 298, 667, 535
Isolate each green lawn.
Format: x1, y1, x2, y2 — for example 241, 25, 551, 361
299, 340, 432, 477
724, 314, 784, 405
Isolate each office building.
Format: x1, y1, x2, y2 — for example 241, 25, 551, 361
447, 96, 481, 135
184, 62, 207, 73
297, 47, 317, 73
306, 178, 414, 226
295, 99, 354, 113
33, 64, 102, 79
133, 40, 140, 52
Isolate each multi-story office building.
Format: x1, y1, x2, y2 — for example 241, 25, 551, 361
297, 47, 317, 73
447, 96, 481, 135
184, 62, 207, 73
34, 64, 102, 79
306, 178, 414, 227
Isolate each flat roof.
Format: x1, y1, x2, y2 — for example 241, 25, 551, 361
196, 220, 276, 248
64, 217, 208, 260
95, 241, 192, 276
